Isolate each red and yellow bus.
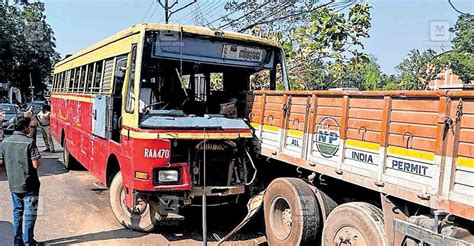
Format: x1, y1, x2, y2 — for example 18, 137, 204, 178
50, 23, 287, 231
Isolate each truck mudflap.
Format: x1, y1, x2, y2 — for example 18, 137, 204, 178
216, 191, 265, 245
394, 219, 473, 246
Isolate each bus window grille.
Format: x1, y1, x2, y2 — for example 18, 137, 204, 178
102, 59, 114, 94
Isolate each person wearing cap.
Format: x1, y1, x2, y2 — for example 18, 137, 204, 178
0, 116, 42, 246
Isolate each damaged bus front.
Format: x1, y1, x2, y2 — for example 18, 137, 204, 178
117, 26, 287, 231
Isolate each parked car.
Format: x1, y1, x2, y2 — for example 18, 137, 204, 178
0, 103, 21, 134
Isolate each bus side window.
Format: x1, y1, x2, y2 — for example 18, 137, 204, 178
125, 45, 137, 113
86, 63, 94, 94
65, 70, 71, 93
93, 61, 104, 94
79, 65, 87, 93
74, 68, 80, 93
52, 74, 57, 92
60, 72, 65, 92
102, 58, 115, 94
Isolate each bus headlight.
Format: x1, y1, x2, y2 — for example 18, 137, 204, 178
158, 170, 179, 182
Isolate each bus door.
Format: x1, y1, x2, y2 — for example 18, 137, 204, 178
111, 54, 128, 143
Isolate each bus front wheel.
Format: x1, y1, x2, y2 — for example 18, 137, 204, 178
109, 171, 159, 232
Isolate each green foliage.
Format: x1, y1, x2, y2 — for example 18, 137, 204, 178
440, 14, 474, 83
394, 49, 439, 90
450, 14, 473, 53
0, 1, 59, 95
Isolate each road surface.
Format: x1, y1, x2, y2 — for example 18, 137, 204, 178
0, 133, 266, 245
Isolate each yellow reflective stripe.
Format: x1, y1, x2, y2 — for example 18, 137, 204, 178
388, 146, 435, 162
287, 129, 304, 137
262, 125, 280, 132
120, 129, 252, 140
250, 122, 261, 129
346, 139, 380, 151
51, 94, 93, 103
456, 157, 474, 169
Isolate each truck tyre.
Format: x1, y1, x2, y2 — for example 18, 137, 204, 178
264, 178, 321, 246
322, 202, 387, 246
109, 171, 158, 232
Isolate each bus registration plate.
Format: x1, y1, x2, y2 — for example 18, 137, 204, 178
222, 44, 263, 62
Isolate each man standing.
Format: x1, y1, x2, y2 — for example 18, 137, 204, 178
37, 105, 54, 152
0, 116, 42, 246
24, 106, 38, 143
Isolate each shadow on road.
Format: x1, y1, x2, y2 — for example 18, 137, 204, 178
0, 221, 13, 246
158, 205, 266, 243
0, 152, 68, 182
0, 166, 6, 182
42, 228, 147, 245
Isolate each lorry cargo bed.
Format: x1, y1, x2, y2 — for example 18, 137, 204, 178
246, 90, 474, 220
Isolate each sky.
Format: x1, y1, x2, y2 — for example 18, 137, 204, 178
42, 0, 473, 75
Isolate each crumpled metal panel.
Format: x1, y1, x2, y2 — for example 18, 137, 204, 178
140, 113, 250, 130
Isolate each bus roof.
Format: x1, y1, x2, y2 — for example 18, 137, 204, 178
55, 23, 280, 67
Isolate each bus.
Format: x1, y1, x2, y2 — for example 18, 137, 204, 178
50, 23, 287, 232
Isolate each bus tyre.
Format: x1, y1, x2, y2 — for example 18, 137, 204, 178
264, 178, 321, 246
322, 202, 388, 246
63, 143, 76, 169
109, 171, 158, 232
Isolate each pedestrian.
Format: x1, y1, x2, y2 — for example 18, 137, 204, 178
0, 116, 42, 246
24, 106, 38, 143
36, 105, 54, 152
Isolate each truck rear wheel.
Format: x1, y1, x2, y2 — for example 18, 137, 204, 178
109, 171, 158, 232
264, 178, 321, 246
322, 202, 387, 246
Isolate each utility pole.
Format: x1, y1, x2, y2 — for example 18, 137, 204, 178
157, 0, 197, 24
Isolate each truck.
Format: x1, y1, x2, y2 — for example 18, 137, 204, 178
246, 89, 474, 245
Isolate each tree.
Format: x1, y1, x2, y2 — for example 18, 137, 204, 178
0, 1, 59, 97
394, 49, 439, 90
438, 14, 473, 83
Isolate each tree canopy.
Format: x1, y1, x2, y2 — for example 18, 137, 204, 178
221, 1, 473, 90
0, 1, 59, 96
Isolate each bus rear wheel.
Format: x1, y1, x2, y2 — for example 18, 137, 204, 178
264, 178, 321, 246
322, 202, 387, 246
63, 143, 77, 169
109, 171, 159, 232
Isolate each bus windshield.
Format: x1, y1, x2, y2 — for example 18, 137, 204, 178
137, 31, 286, 127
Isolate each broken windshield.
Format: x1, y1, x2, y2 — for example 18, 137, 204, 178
136, 31, 286, 126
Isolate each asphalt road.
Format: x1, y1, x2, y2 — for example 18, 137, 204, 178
0, 133, 266, 245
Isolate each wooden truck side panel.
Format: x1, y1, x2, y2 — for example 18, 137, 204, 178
247, 90, 474, 220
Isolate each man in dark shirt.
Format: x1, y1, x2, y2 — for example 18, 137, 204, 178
0, 116, 42, 246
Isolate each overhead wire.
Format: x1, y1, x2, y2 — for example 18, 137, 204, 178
141, 0, 156, 23
190, 1, 223, 25
179, 1, 215, 24
146, 2, 161, 23
218, 1, 271, 29
197, 1, 227, 25
205, 2, 242, 27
